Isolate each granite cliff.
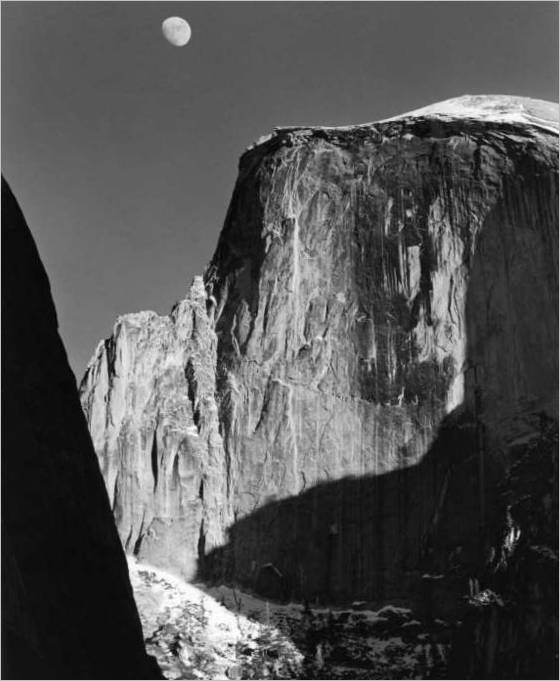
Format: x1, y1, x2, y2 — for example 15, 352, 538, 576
80, 278, 230, 579
80, 95, 558, 619
2, 178, 161, 679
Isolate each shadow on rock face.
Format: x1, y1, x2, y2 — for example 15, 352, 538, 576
199, 407, 502, 614
198, 415, 558, 679
448, 417, 558, 681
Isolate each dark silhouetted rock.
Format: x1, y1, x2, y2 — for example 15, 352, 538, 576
1, 178, 161, 680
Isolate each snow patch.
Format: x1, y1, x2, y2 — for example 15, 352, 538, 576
128, 558, 302, 679
381, 94, 559, 134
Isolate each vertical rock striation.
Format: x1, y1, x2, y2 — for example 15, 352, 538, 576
205, 97, 558, 603
80, 277, 231, 580
80, 97, 558, 613
1, 178, 160, 680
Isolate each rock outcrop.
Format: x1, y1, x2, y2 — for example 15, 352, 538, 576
80, 278, 231, 580
80, 96, 558, 614
1, 178, 161, 679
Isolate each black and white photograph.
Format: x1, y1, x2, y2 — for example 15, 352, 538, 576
1, 1, 558, 679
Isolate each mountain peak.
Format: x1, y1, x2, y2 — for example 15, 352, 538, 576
248, 95, 558, 153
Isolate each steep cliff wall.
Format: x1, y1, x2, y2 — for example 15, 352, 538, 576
80, 96, 558, 608
1, 178, 160, 679
80, 278, 231, 580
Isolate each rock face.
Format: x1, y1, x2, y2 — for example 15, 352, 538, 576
80, 96, 558, 613
1, 178, 160, 680
80, 278, 230, 580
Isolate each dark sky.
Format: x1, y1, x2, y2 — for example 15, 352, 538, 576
2, 1, 558, 378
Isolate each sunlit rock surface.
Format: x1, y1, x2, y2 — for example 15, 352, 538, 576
80, 96, 558, 611
80, 277, 231, 581
1, 178, 160, 679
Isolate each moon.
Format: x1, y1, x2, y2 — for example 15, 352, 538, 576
162, 17, 191, 47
